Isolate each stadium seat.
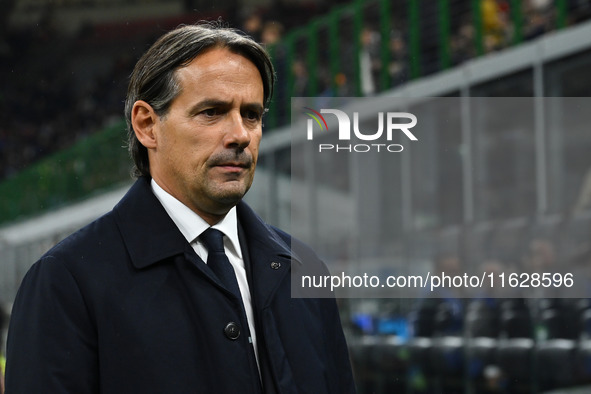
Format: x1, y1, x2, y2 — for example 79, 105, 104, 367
465, 299, 500, 338
348, 336, 377, 393
406, 337, 435, 393
497, 338, 535, 393
430, 336, 464, 392
536, 339, 577, 391
575, 339, 591, 385
372, 336, 408, 392
580, 306, 591, 340
500, 307, 533, 338
466, 337, 498, 392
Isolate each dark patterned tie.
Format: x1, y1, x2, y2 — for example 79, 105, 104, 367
200, 228, 242, 299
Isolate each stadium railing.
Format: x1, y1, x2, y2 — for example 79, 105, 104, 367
0, 121, 131, 225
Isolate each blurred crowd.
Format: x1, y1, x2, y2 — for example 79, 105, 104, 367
2, 0, 591, 182
0, 3, 309, 181
356, 0, 591, 96
0, 17, 131, 180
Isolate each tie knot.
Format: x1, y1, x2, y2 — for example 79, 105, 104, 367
200, 228, 225, 253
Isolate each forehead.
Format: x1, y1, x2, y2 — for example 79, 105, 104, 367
174, 47, 264, 100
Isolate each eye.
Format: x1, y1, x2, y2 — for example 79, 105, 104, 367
202, 108, 219, 117
244, 109, 263, 122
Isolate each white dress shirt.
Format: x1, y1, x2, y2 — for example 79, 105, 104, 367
151, 179, 259, 365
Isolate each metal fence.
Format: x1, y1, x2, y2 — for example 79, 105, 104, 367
264, 0, 586, 128
0, 121, 131, 224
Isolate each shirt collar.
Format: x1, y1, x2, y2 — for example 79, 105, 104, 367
151, 179, 242, 258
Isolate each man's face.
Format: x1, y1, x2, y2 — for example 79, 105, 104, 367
146, 47, 265, 224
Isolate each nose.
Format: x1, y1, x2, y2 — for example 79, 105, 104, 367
224, 111, 251, 150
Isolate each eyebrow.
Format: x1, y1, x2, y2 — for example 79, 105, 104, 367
188, 99, 265, 115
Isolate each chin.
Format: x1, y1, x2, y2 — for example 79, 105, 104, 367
213, 188, 248, 206
205, 178, 252, 206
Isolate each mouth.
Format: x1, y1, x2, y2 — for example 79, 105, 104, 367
209, 151, 253, 173
214, 162, 249, 169
211, 162, 251, 175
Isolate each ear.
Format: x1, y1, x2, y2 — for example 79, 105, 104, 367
131, 100, 159, 149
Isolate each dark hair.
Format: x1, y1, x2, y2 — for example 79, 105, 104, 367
125, 22, 275, 178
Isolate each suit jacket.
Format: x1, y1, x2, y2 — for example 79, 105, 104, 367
6, 177, 356, 393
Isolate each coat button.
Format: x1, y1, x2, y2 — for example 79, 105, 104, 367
224, 322, 240, 340
271, 261, 281, 270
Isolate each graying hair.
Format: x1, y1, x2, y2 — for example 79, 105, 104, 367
125, 22, 275, 178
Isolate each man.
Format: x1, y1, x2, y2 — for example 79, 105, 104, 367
5, 23, 356, 393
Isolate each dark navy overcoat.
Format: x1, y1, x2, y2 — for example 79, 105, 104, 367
6, 177, 356, 393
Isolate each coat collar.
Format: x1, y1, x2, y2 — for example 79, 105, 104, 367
114, 177, 188, 269
113, 177, 301, 273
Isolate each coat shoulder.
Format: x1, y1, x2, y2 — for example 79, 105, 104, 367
41, 210, 120, 265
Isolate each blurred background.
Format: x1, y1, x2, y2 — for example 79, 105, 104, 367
1, 0, 591, 392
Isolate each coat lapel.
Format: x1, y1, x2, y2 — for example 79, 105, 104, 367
112, 177, 224, 287
236, 201, 300, 310
113, 177, 187, 269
